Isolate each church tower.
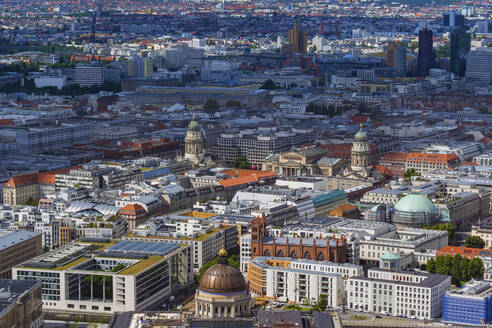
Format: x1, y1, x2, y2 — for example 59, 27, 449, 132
184, 114, 204, 165
351, 123, 372, 172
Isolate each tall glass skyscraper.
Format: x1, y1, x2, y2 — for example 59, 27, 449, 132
450, 27, 471, 77
417, 28, 435, 77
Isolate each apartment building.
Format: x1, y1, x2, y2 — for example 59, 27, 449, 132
0, 230, 42, 279
473, 153, 492, 166
248, 257, 346, 308
405, 153, 460, 174
3, 173, 39, 206
0, 280, 43, 328
347, 268, 451, 319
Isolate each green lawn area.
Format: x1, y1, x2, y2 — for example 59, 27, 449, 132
283, 304, 312, 311
350, 314, 367, 320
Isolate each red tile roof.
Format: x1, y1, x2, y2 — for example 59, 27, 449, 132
4, 173, 38, 188
376, 165, 393, 177
379, 152, 409, 162
406, 153, 459, 164
219, 169, 276, 188
120, 203, 145, 212
0, 119, 14, 126
4, 165, 83, 188
437, 246, 492, 259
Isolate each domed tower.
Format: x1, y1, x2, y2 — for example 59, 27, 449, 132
195, 247, 251, 318
184, 114, 204, 165
351, 123, 372, 172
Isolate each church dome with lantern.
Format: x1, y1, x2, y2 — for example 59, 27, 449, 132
195, 247, 251, 318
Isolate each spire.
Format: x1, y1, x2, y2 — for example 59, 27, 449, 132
360, 122, 363, 130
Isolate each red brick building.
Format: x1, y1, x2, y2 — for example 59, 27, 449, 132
250, 216, 347, 263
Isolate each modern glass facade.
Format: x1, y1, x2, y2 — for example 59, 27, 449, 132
16, 270, 61, 301
443, 293, 492, 325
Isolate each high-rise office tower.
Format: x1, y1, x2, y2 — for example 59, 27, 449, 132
90, 11, 96, 43
450, 27, 471, 77
417, 28, 435, 77
444, 12, 465, 27
387, 43, 407, 77
288, 22, 307, 54
465, 48, 492, 85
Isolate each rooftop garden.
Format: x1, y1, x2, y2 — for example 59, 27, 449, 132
118, 255, 163, 275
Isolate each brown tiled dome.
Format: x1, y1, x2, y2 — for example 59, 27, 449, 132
199, 263, 247, 294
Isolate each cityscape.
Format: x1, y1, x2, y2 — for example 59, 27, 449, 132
0, 0, 491, 327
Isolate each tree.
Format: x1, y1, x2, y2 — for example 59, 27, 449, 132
231, 156, 251, 169
260, 79, 277, 90
403, 168, 420, 181
461, 257, 471, 281
42, 246, 50, 253
450, 255, 463, 286
423, 222, 456, 240
225, 100, 241, 108
24, 197, 38, 207
197, 253, 239, 282
112, 263, 127, 272
204, 99, 219, 113
433, 254, 484, 284
464, 236, 485, 249
435, 255, 453, 275
470, 257, 485, 280
426, 258, 436, 273
313, 294, 328, 311
436, 44, 450, 58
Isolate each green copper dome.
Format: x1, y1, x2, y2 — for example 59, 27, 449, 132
394, 194, 438, 214
381, 251, 401, 261
354, 124, 367, 142
188, 116, 200, 131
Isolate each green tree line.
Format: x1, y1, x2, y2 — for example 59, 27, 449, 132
427, 254, 484, 286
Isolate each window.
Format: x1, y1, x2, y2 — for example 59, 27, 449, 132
92, 306, 99, 310
68, 304, 74, 309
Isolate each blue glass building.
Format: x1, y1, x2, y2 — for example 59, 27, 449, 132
442, 281, 492, 325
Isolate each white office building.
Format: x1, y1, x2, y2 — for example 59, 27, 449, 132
347, 268, 451, 319
465, 48, 492, 86
75, 64, 104, 87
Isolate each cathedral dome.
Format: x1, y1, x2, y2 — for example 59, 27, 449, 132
188, 119, 200, 131
199, 248, 247, 294
354, 124, 367, 142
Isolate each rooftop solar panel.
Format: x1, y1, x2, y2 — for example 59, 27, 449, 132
105, 241, 179, 256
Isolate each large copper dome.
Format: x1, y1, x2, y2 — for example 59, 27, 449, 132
199, 249, 247, 294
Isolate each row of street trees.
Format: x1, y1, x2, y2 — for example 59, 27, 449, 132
427, 255, 484, 286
